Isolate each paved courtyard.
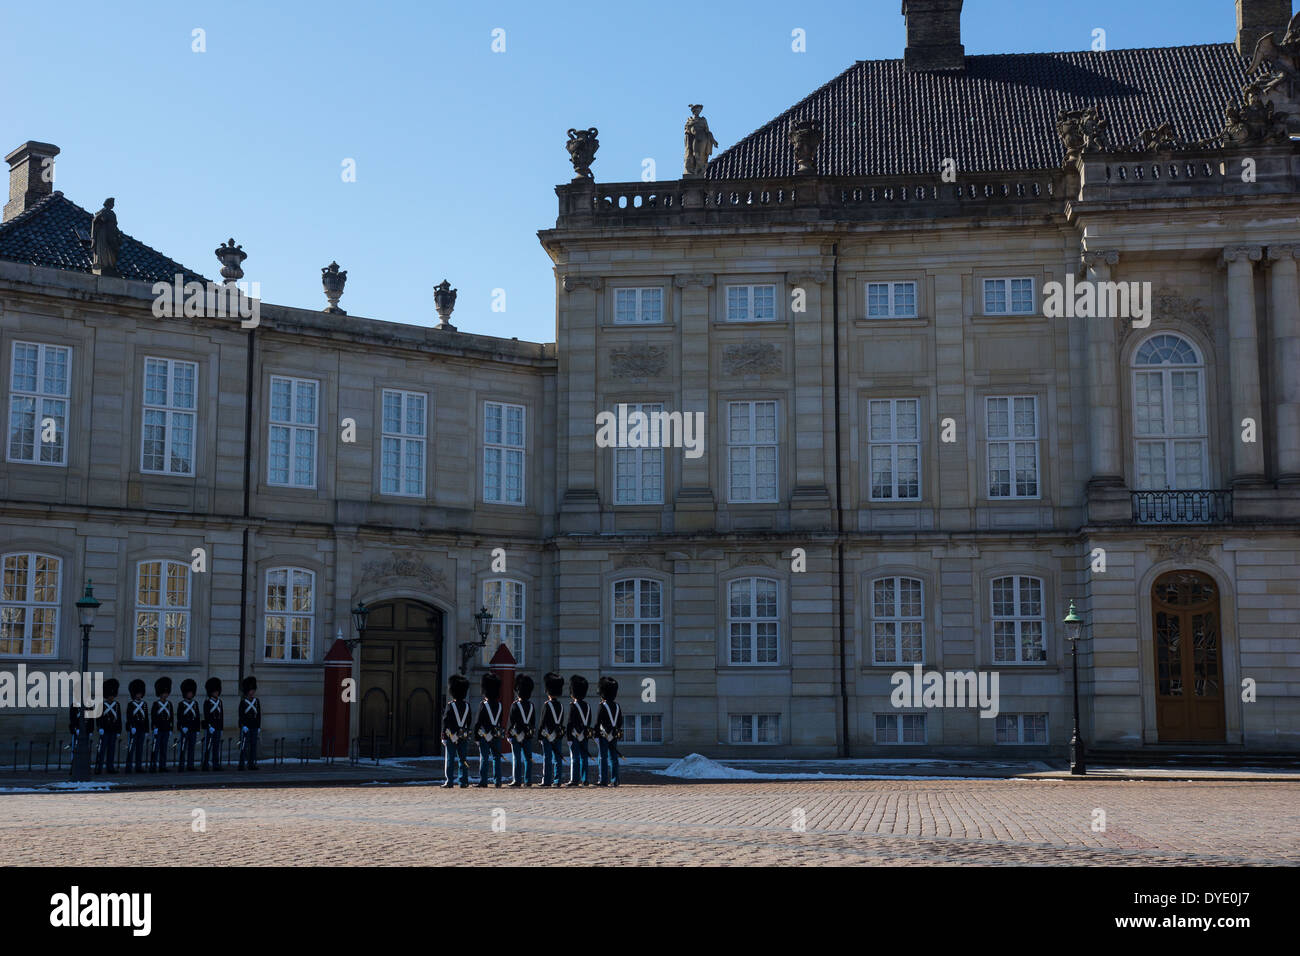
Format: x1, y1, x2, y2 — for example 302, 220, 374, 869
0, 777, 1296, 866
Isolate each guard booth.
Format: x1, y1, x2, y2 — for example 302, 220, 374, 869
489, 643, 516, 752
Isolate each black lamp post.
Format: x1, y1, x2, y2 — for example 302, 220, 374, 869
345, 601, 369, 650
71, 580, 100, 782
458, 606, 494, 675
1063, 599, 1087, 776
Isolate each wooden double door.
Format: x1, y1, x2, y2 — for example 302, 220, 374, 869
1152, 571, 1226, 742
358, 600, 443, 757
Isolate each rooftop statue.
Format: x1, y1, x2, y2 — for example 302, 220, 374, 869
91, 198, 120, 277
683, 104, 718, 178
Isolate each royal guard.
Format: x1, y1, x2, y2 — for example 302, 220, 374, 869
124, 679, 149, 773
237, 676, 261, 770
441, 674, 472, 788
150, 677, 174, 772
538, 672, 566, 788
595, 677, 624, 787
95, 678, 121, 775
566, 674, 592, 787
176, 678, 201, 772
201, 676, 224, 771
508, 674, 536, 788
475, 672, 504, 788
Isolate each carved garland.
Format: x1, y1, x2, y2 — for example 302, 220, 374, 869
722, 341, 783, 376
360, 552, 449, 593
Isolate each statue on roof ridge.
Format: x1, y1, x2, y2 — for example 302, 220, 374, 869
684, 104, 718, 179
91, 198, 120, 277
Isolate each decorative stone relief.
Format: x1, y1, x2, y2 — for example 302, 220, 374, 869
360, 552, 448, 592
609, 343, 667, 379
613, 553, 668, 572
722, 341, 782, 376
728, 553, 777, 570
1118, 286, 1214, 347
1153, 536, 1213, 563
673, 273, 715, 288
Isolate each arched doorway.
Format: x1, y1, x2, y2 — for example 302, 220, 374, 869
358, 599, 443, 757
1151, 570, 1225, 742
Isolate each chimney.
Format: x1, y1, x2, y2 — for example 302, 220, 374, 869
902, 0, 965, 72
1236, 0, 1293, 56
4, 141, 59, 223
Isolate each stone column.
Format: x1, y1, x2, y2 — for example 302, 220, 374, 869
1082, 250, 1123, 485
1268, 244, 1300, 482
1222, 245, 1266, 485
674, 273, 715, 530
559, 274, 602, 530
786, 269, 832, 523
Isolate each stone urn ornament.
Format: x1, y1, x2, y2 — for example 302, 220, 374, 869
321, 261, 347, 314
434, 279, 457, 331
215, 238, 247, 284
788, 119, 823, 175
566, 127, 599, 180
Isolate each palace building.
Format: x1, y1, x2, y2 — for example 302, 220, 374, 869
2, 0, 1298, 758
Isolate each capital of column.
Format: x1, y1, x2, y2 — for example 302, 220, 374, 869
561, 274, 603, 293
1080, 249, 1119, 273
1221, 245, 1263, 268
673, 273, 715, 289
1267, 244, 1300, 265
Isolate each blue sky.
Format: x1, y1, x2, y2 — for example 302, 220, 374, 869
0, 0, 1272, 342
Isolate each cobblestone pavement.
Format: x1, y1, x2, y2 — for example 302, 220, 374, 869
0, 778, 1296, 866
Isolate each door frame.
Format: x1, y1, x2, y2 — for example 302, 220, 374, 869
1136, 557, 1240, 745
352, 590, 450, 754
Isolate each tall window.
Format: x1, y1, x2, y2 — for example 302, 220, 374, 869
986, 395, 1039, 498
866, 281, 917, 318
729, 714, 780, 743
614, 288, 663, 324
613, 578, 662, 665
1133, 334, 1207, 489
0, 553, 60, 656
983, 277, 1035, 315
264, 567, 314, 662
872, 576, 924, 664
869, 398, 921, 500
381, 389, 426, 497
876, 713, 927, 744
728, 577, 779, 664
268, 376, 318, 488
483, 401, 525, 505
484, 579, 525, 664
727, 400, 778, 503
141, 357, 197, 475
725, 284, 777, 321
7, 341, 70, 465
136, 560, 190, 659
615, 402, 664, 504
992, 575, 1046, 663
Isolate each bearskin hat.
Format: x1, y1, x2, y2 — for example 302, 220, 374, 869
481, 672, 501, 698
128, 678, 146, 697
103, 678, 119, 697
205, 676, 222, 695
449, 673, 470, 701
569, 674, 588, 700
180, 678, 197, 696
241, 675, 257, 694
598, 676, 618, 701
154, 676, 172, 696
515, 674, 535, 700
544, 672, 564, 697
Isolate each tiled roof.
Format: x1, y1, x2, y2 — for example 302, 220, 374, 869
0, 192, 207, 283
707, 43, 1255, 179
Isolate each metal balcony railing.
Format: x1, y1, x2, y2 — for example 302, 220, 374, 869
1131, 489, 1232, 525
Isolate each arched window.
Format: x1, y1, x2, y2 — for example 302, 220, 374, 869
483, 579, 525, 665
871, 576, 924, 664
264, 567, 315, 661
1133, 334, 1207, 489
728, 577, 780, 665
136, 560, 190, 659
0, 552, 60, 656
612, 578, 662, 665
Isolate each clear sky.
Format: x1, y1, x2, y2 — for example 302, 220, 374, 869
0, 0, 1273, 342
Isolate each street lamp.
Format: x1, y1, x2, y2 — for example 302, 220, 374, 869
1063, 599, 1086, 776
345, 600, 369, 650
458, 606, 494, 675
71, 580, 101, 782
